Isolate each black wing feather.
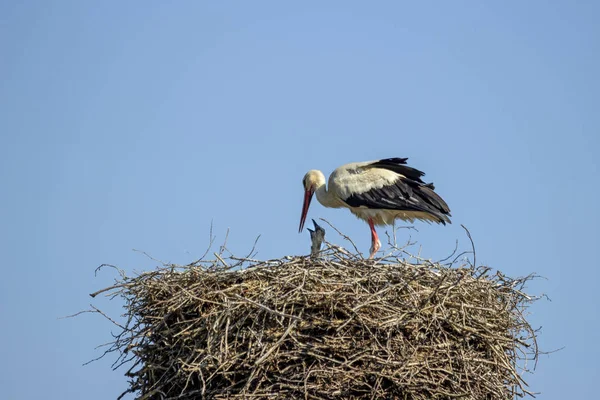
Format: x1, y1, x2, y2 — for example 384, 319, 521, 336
344, 158, 451, 224
369, 158, 427, 184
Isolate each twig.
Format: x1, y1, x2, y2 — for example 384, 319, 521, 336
318, 218, 362, 258
461, 224, 476, 268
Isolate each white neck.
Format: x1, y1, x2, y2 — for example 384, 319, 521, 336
315, 182, 340, 208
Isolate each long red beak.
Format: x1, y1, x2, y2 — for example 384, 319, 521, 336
299, 189, 314, 233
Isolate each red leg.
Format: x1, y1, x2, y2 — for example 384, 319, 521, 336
367, 218, 381, 259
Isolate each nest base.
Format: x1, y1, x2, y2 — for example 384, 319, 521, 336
91, 248, 538, 400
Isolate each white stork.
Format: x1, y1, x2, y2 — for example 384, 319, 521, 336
299, 157, 451, 259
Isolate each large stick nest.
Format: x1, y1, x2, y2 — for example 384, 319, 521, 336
90, 243, 539, 400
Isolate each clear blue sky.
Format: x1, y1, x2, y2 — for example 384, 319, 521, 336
1, 1, 598, 399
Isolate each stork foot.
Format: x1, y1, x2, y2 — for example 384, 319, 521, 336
368, 239, 381, 260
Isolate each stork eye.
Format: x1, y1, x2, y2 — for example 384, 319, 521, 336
302, 177, 306, 187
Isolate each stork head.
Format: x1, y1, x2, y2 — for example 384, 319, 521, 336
299, 170, 326, 233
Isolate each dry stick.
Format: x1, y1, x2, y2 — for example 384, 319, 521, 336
461, 224, 476, 268
318, 218, 363, 257
133, 249, 168, 265
199, 219, 217, 261
89, 282, 130, 298
94, 263, 127, 278
219, 227, 230, 256
233, 294, 302, 321
244, 234, 262, 259
438, 239, 460, 264
255, 311, 302, 366
214, 252, 229, 268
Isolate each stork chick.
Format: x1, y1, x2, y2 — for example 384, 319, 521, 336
307, 219, 326, 257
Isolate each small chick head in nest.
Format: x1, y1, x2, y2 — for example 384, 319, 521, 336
306, 218, 325, 257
